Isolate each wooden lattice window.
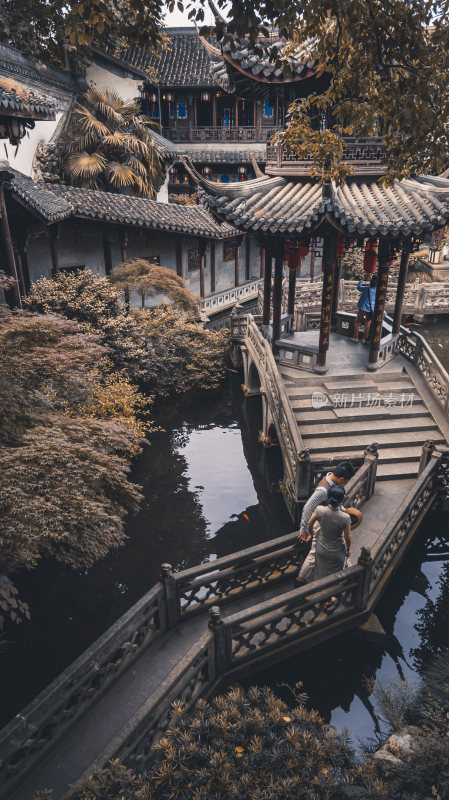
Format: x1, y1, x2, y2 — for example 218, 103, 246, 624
223, 238, 239, 262
188, 247, 201, 270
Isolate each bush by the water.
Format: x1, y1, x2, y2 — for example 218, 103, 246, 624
25, 268, 230, 399
52, 651, 449, 800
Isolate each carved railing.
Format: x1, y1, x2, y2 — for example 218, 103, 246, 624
207, 446, 449, 678
369, 449, 448, 602
167, 451, 377, 624
162, 126, 280, 143
266, 138, 385, 176
203, 278, 263, 314
0, 584, 165, 798
273, 280, 449, 330
114, 632, 215, 768
232, 312, 306, 509
7, 447, 448, 795
394, 321, 449, 413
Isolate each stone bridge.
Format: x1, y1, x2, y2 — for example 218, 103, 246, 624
1, 446, 449, 800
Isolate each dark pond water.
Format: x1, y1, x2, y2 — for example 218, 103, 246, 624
2, 318, 449, 750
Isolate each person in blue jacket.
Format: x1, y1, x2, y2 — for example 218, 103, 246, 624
351, 273, 377, 343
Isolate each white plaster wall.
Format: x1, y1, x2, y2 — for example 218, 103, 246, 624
85, 62, 142, 103
157, 166, 170, 204
4, 113, 63, 176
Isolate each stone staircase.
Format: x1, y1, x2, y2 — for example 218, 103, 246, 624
279, 364, 446, 481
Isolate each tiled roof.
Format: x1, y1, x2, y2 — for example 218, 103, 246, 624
0, 76, 56, 120
11, 170, 72, 221
181, 145, 266, 164
220, 37, 318, 84
187, 167, 449, 237
9, 169, 237, 238
118, 30, 218, 87
152, 130, 179, 157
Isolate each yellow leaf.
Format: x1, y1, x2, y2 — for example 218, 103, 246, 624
235, 746, 244, 753
282, 716, 291, 722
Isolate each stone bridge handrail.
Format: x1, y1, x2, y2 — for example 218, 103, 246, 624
0, 453, 377, 797
210, 447, 449, 677
391, 316, 449, 413
232, 312, 305, 501
271, 279, 449, 322
169, 450, 377, 622
203, 278, 263, 314
0, 583, 166, 798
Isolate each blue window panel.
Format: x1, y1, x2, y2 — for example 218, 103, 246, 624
264, 100, 273, 118
177, 100, 187, 119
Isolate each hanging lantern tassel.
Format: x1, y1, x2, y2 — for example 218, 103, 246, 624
287, 241, 309, 270
363, 239, 378, 274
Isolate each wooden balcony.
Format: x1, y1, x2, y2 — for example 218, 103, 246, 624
162, 125, 280, 144
265, 137, 385, 177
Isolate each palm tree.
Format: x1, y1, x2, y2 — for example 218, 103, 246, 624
59, 89, 164, 198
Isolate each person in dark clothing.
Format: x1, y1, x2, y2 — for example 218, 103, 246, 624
351, 273, 377, 343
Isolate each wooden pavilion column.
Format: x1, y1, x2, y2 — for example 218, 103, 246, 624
103, 232, 113, 275
271, 238, 285, 352
260, 246, 265, 278
392, 242, 410, 333
368, 239, 392, 368
234, 242, 240, 287
210, 242, 215, 293
200, 252, 205, 298
212, 95, 217, 127
245, 236, 250, 281
287, 266, 296, 317
235, 99, 239, 128
331, 249, 342, 324
310, 242, 315, 282
49, 227, 59, 277
0, 180, 21, 307
262, 246, 272, 324
316, 230, 337, 372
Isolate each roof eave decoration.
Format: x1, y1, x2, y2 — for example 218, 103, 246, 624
187, 168, 449, 240
0, 77, 57, 121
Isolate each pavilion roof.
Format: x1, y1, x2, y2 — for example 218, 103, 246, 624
9, 168, 238, 239
186, 165, 449, 238
0, 75, 56, 120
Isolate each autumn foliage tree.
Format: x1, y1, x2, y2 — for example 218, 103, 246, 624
0, 310, 151, 629
192, 0, 449, 182
0, 0, 166, 68
25, 268, 229, 399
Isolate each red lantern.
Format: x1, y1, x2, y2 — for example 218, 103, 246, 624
363, 240, 378, 273
336, 235, 346, 256
286, 241, 309, 270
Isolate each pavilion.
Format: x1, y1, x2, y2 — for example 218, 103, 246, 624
186, 146, 449, 371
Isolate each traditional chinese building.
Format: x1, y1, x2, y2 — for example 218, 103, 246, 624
186, 142, 449, 370
0, 161, 243, 304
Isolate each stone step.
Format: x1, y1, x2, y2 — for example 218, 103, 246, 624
376, 461, 420, 480
311, 445, 425, 464
286, 379, 415, 400
295, 404, 427, 425
303, 429, 446, 453
300, 416, 438, 438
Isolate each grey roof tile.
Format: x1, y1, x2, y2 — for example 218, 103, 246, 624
9, 170, 237, 238
0, 75, 56, 119
188, 170, 449, 238
118, 30, 218, 87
